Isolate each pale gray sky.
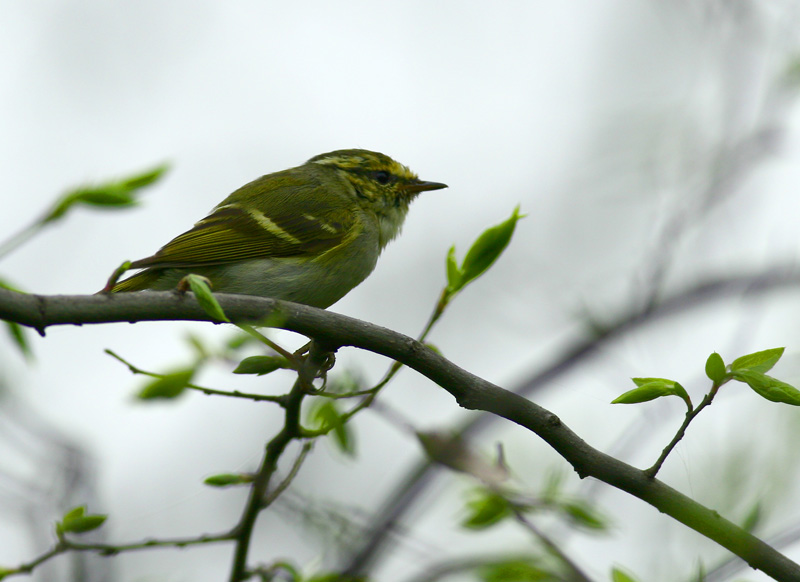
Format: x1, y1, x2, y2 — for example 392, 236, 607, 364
2, 2, 800, 581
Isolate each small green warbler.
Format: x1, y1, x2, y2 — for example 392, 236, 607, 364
109, 149, 447, 307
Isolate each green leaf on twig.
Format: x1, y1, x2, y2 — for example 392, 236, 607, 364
731, 369, 800, 405
56, 505, 107, 535
204, 473, 255, 487
611, 567, 640, 582
559, 500, 607, 531
612, 378, 690, 407
730, 348, 784, 375
310, 400, 354, 456
462, 489, 512, 530
704, 352, 726, 383
4, 320, 31, 358
481, 560, 551, 582
136, 368, 194, 400
44, 163, 169, 224
233, 355, 290, 376
446, 206, 524, 296
185, 274, 229, 323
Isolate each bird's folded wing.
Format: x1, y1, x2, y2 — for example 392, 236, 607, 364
131, 183, 358, 269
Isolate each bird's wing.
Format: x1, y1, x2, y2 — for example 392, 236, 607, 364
131, 174, 358, 269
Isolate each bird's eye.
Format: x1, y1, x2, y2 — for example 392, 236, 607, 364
372, 171, 391, 185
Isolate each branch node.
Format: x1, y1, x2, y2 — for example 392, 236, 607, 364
546, 413, 561, 427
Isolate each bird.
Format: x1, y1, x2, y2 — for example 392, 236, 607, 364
108, 149, 447, 308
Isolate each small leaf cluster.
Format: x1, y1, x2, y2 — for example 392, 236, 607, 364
611, 567, 640, 582
462, 477, 607, 533
0, 504, 107, 581
137, 368, 196, 399
612, 378, 690, 408
0, 163, 169, 358
307, 399, 355, 456
723, 348, 800, 405
479, 559, 557, 582
56, 505, 107, 536
458, 473, 609, 581
112, 330, 290, 402
612, 347, 800, 408
445, 206, 523, 301
1, 202, 526, 579
43, 164, 168, 224
233, 355, 291, 376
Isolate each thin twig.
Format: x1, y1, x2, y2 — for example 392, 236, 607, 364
645, 384, 721, 478
227, 341, 331, 582
237, 323, 299, 367
2, 290, 800, 580
263, 441, 313, 507
104, 349, 286, 404
5, 532, 234, 578
0, 220, 43, 262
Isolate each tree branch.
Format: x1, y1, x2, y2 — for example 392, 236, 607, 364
342, 265, 800, 574
1, 288, 799, 580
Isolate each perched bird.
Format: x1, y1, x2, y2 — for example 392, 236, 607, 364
109, 149, 447, 308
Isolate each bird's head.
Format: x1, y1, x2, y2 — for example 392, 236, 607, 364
309, 149, 447, 246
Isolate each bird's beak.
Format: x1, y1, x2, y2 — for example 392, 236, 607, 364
401, 180, 448, 194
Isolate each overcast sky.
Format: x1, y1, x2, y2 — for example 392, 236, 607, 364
2, 2, 800, 581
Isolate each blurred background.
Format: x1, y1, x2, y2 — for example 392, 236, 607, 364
2, 1, 800, 580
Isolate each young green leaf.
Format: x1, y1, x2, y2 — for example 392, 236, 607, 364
421, 342, 442, 357
233, 355, 290, 376
705, 352, 726, 383
204, 473, 255, 487
447, 206, 523, 294
481, 560, 550, 582
136, 368, 194, 400
311, 400, 354, 456
226, 329, 260, 351
45, 190, 135, 223
44, 163, 169, 224
57, 505, 107, 535
730, 348, 785, 374
445, 245, 462, 291
119, 163, 170, 190
611, 567, 640, 582
5, 320, 31, 358
0, 278, 24, 293
612, 378, 689, 406
741, 501, 762, 533
559, 500, 607, 530
185, 274, 230, 323
731, 370, 800, 406
462, 490, 511, 530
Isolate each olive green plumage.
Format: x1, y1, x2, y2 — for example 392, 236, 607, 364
111, 149, 446, 308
